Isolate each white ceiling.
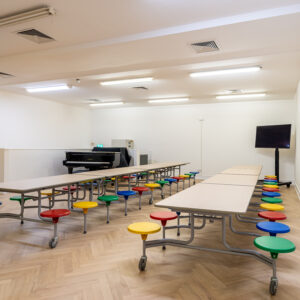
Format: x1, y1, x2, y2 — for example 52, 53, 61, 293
0, 0, 300, 107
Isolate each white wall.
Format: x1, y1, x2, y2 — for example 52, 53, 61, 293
0, 90, 91, 180
295, 81, 300, 198
91, 100, 296, 180
0, 90, 91, 149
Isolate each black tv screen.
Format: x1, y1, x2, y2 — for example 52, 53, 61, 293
255, 124, 291, 149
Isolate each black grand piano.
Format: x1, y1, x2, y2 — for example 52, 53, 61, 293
63, 147, 131, 174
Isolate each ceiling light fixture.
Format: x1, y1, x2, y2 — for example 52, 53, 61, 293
26, 84, 70, 93
148, 98, 189, 104
0, 6, 56, 27
190, 66, 261, 77
90, 101, 124, 107
100, 77, 153, 86
216, 93, 266, 100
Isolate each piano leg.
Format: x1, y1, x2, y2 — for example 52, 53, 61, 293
68, 167, 73, 174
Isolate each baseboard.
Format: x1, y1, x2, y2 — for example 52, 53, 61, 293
295, 183, 300, 200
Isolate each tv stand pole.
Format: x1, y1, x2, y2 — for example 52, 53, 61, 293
275, 147, 291, 188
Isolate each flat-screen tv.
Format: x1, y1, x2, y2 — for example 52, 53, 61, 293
255, 124, 291, 149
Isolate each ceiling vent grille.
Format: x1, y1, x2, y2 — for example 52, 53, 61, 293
132, 86, 148, 90
0, 72, 14, 78
17, 28, 54, 44
190, 41, 219, 53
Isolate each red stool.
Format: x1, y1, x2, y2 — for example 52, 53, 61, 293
40, 209, 70, 248
150, 211, 178, 250
62, 185, 80, 192
258, 211, 287, 222
123, 175, 135, 179
172, 176, 183, 192
132, 186, 149, 209
262, 187, 280, 192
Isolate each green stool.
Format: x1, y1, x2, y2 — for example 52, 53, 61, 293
254, 236, 296, 295
184, 173, 193, 187
155, 180, 168, 199
98, 195, 119, 223
10, 196, 32, 224
261, 197, 283, 204
104, 179, 112, 194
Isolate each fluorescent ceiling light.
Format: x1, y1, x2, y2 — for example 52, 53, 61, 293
148, 98, 189, 103
26, 84, 70, 93
190, 66, 261, 77
100, 77, 153, 86
0, 7, 55, 27
90, 101, 124, 107
216, 93, 266, 100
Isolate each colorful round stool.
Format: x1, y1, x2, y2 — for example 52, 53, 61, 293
155, 180, 168, 199
132, 187, 149, 209
258, 211, 287, 222
98, 195, 119, 223
260, 203, 284, 211
150, 211, 178, 250
128, 222, 161, 271
40, 209, 70, 248
117, 190, 137, 216
256, 221, 290, 236
144, 183, 160, 204
73, 201, 98, 233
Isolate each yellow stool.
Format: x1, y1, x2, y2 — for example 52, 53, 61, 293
265, 175, 277, 179
41, 190, 61, 206
128, 222, 161, 271
179, 175, 189, 189
263, 185, 279, 189
148, 170, 156, 181
145, 183, 160, 204
73, 201, 98, 233
260, 203, 284, 211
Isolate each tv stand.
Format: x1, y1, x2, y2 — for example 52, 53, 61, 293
275, 147, 292, 188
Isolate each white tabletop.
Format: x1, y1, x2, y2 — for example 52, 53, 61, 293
202, 174, 258, 186
77, 167, 144, 177
220, 167, 261, 176
0, 174, 103, 193
0, 161, 190, 193
155, 183, 255, 214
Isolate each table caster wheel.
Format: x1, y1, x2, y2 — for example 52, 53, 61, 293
139, 257, 147, 271
49, 237, 58, 249
269, 277, 278, 295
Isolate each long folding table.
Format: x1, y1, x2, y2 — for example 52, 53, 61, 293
0, 161, 189, 223
135, 165, 278, 295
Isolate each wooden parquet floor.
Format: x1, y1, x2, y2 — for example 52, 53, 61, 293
0, 182, 299, 300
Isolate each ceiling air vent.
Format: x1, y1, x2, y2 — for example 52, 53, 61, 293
17, 28, 55, 44
132, 86, 148, 90
190, 41, 219, 53
0, 72, 14, 78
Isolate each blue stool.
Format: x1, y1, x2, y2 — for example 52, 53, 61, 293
164, 178, 177, 195
262, 191, 281, 197
264, 179, 278, 183
256, 221, 290, 236
117, 190, 137, 216
190, 172, 199, 185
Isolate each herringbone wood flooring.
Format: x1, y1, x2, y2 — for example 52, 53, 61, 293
0, 182, 299, 300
